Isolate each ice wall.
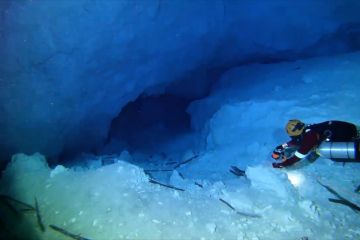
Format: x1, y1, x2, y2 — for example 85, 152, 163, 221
185, 51, 360, 177
1, 0, 360, 161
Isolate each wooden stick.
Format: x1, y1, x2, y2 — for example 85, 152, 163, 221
229, 166, 246, 177
0, 194, 35, 210
148, 178, 185, 191
0, 197, 22, 216
328, 198, 360, 212
318, 180, 360, 213
50, 225, 92, 240
219, 198, 236, 211
173, 155, 199, 169
34, 197, 45, 232
219, 198, 261, 218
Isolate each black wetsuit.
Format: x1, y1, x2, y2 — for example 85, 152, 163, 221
306, 121, 358, 142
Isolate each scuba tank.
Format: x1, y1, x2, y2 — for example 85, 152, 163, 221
317, 140, 360, 161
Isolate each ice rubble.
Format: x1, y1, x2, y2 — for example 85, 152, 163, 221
1, 152, 359, 240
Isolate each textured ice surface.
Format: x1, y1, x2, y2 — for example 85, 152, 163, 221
1, 152, 360, 240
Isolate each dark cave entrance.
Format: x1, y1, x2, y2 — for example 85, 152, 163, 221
104, 93, 195, 156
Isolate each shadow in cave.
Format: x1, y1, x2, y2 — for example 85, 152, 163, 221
0, 179, 43, 240
0, 205, 42, 240
104, 94, 194, 157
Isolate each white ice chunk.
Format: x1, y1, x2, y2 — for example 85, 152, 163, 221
50, 165, 68, 178
246, 165, 295, 199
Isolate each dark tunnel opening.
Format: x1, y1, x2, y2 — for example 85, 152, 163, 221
103, 94, 195, 157
55, 65, 222, 167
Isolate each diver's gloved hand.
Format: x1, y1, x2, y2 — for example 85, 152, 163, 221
272, 151, 281, 160
272, 144, 287, 160
272, 162, 284, 168
274, 144, 287, 152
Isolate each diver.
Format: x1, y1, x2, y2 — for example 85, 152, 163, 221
272, 119, 359, 168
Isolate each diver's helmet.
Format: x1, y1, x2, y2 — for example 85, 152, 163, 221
286, 119, 305, 137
